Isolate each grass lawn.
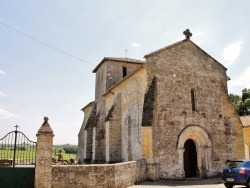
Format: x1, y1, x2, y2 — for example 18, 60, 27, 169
0, 147, 36, 159
0, 145, 77, 162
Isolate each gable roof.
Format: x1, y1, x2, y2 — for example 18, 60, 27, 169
92, 57, 145, 73
144, 39, 227, 71
103, 66, 145, 97
81, 101, 95, 111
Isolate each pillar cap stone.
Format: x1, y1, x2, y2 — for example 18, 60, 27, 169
37, 116, 54, 135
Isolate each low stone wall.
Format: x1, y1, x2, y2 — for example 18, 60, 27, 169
52, 159, 146, 188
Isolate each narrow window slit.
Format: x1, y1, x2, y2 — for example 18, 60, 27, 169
191, 89, 196, 111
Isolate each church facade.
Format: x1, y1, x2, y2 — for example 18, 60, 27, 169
77, 30, 245, 180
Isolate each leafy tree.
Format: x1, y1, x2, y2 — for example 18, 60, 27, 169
242, 88, 250, 102
63, 146, 77, 154
229, 88, 250, 116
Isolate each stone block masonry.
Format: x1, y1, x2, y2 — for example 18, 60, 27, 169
52, 159, 146, 188
35, 117, 146, 188
35, 117, 54, 188
77, 31, 245, 181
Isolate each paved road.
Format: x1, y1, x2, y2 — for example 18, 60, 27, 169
128, 178, 246, 188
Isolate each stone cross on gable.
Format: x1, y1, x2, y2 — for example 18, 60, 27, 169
183, 29, 192, 39
14, 125, 19, 131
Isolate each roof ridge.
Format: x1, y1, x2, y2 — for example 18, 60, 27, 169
144, 39, 227, 71
93, 57, 145, 73
144, 39, 187, 57
103, 57, 144, 62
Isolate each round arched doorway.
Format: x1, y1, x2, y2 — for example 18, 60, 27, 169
184, 139, 197, 178
177, 125, 212, 178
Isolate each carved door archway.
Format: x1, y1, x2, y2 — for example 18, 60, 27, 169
177, 125, 212, 178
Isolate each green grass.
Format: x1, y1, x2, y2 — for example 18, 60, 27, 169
0, 145, 77, 162
0, 148, 36, 159
52, 147, 76, 161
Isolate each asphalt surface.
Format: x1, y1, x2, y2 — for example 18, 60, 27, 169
128, 177, 247, 188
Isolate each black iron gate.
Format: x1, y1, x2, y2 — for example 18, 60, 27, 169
0, 125, 37, 188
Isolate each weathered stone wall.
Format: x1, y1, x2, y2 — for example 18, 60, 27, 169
242, 116, 250, 158
108, 94, 122, 162
142, 127, 153, 161
95, 65, 106, 112
95, 60, 143, 112
221, 91, 245, 159
142, 77, 156, 126
79, 61, 146, 164
244, 126, 250, 159
105, 68, 147, 162
105, 61, 143, 94
95, 106, 106, 163
144, 40, 244, 179
92, 59, 145, 163
51, 159, 146, 188
85, 127, 93, 162
78, 38, 245, 181
77, 103, 94, 163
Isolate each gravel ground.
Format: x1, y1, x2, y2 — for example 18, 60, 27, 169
128, 177, 246, 188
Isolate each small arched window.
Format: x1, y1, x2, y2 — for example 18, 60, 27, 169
191, 89, 196, 111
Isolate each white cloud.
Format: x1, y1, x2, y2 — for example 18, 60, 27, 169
131, 43, 141, 48
229, 66, 250, 89
0, 91, 6, 97
223, 41, 242, 66
0, 108, 19, 119
0, 69, 5, 75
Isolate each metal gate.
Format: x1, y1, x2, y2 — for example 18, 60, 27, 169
0, 126, 37, 188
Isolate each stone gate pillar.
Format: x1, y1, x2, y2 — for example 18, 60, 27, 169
35, 117, 54, 188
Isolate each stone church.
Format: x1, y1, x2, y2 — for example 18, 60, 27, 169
77, 29, 245, 180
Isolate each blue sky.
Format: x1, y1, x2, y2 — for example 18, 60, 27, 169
0, 0, 249, 144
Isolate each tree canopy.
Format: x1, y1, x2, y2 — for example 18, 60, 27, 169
229, 88, 250, 116
63, 145, 77, 154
